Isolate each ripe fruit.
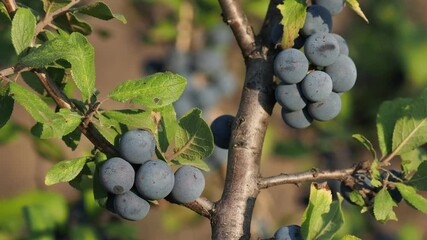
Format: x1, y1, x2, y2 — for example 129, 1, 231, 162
99, 157, 135, 194
274, 225, 303, 240
301, 71, 333, 102
119, 129, 156, 164
135, 160, 175, 200
210, 114, 235, 149
275, 83, 307, 111
304, 32, 340, 67
312, 0, 345, 16
308, 92, 342, 121
325, 54, 357, 93
281, 108, 313, 129
170, 166, 205, 204
274, 48, 309, 84
114, 191, 150, 221
301, 5, 333, 36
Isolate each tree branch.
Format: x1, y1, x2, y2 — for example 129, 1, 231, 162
258, 167, 356, 189
180, 197, 215, 219
212, 0, 281, 239
218, 0, 256, 59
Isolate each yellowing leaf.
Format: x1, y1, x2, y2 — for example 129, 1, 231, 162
346, 0, 369, 23
277, 0, 307, 49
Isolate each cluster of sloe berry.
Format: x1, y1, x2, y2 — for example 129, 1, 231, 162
273, 0, 357, 129
98, 129, 205, 221
340, 169, 404, 207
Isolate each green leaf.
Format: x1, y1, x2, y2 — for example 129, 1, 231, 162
349, 191, 365, 207
109, 72, 187, 108
345, 0, 369, 23
376, 98, 411, 157
155, 104, 178, 153
32, 138, 64, 162
74, 1, 127, 24
373, 188, 398, 223
9, 82, 57, 123
54, 12, 93, 35
171, 108, 213, 171
0, 2, 11, 21
62, 127, 82, 150
392, 90, 427, 155
370, 159, 382, 187
352, 134, 377, 160
31, 109, 82, 139
45, 156, 88, 185
277, 0, 306, 49
0, 83, 14, 128
301, 183, 344, 240
395, 183, 427, 214
0, 121, 21, 144
11, 7, 36, 55
102, 109, 156, 131
341, 235, 362, 240
407, 161, 427, 191
43, 0, 71, 15
19, 32, 95, 99
93, 114, 122, 146
401, 148, 426, 175
0, 191, 67, 234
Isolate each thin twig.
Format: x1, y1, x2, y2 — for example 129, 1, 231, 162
3, 0, 17, 14
34, 0, 80, 36
34, 69, 118, 155
180, 197, 215, 219
258, 167, 356, 189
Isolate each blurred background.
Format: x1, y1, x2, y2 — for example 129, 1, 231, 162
1, 0, 427, 239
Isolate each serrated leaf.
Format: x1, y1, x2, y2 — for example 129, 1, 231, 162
11, 8, 36, 55
31, 109, 82, 139
407, 161, 427, 191
54, 12, 92, 35
109, 72, 187, 108
45, 156, 88, 185
102, 109, 156, 131
93, 114, 122, 146
352, 134, 377, 160
392, 90, 427, 155
171, 108, 213, 171
10, 83, 81, 138
43, 0, 71, 15
377, 98, 411, 158
373, 188, 398, 223
19, 32, 95, 99
74, 1, 127, 24
349, 191, 365, 207
155, 104, 177, 152
277, 0, 306, 49
370, 159, 382, 187
395, 183, 427, 214
401, 148, 426, 175
301, 183, 344, 240
345, 0, 369, 23
9, 82, 57, 123
0, 84, 14, 128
